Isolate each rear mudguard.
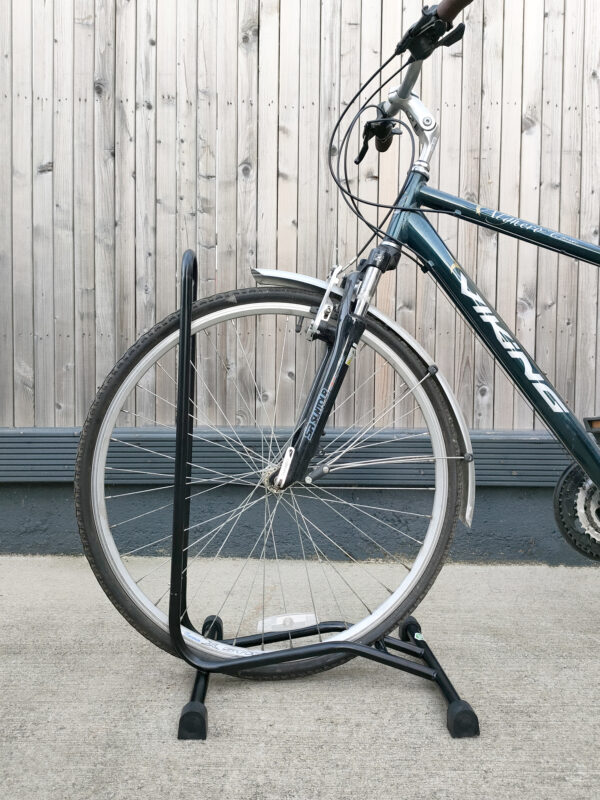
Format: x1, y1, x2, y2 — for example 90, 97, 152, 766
252, 268, 475, 526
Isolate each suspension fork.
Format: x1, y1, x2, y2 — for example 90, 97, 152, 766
272, 246, 400, 489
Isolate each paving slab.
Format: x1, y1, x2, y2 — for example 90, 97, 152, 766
1, 556, 599, 800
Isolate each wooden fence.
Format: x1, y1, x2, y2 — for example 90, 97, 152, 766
0, 0, 599, 431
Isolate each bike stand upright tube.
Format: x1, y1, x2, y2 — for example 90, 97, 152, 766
168, 250, 480, 741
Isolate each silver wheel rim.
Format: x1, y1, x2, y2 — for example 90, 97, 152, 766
88, 300, 450, 660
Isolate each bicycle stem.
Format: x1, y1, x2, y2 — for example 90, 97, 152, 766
380, 60, 440, 177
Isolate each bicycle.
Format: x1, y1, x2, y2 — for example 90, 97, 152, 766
75, 0, 600, 682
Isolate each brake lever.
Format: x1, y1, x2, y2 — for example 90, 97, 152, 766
355, 113, 396, 165
395, 8, 464, 61
438, 23, 465, 49
355, 138, 371, 165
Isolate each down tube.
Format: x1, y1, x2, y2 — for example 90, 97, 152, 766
401, 213, 600, 487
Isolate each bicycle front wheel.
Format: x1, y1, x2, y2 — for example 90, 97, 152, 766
75, 285, 464, 678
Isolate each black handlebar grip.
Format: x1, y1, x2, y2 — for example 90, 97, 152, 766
375, 133, 394, 154
437, 0, 473, 24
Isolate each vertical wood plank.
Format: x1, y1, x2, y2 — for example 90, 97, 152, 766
473, 3, 503, 428
73, 0, 96, 424
198, 0, 217, 298
237, 0, 258, 288
555, 0, 584, 411
215, 0, 238, 425
236, 0, 259, 426
294, 0, 321, 427
197, 2, 218, 425
33, 0, 55, 426
135, 0, 157, 423
155, 0, 177, 424
317, 0, 341, 279
156, 6, 178, 292
94, 0, 116, 391
176, 0, 198, 268
578, 0, 599, 417
0, 0, 13, 426
534, 0, 564, 428
114, 0, 136, 427
493, 0, 523, 429
377, 0, 403, 429
276, 1, 299, 275
455, 0, 483, 429
297, 0, 320, 280
115, 0, 136, 362
275, 0, 299, 426
394, 0, 421, 429
334, 0, 361, 429
514, 0, 544, 428
12, 0, 35, 426
354, 0, 378, 427
216, 0, 238, 295
53, 0, 75, 427
256, 0, 279, 427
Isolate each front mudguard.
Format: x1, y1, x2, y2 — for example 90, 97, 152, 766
252, 268, 475, 526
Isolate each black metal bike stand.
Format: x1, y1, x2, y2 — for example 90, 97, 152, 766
169, 250, 479, 741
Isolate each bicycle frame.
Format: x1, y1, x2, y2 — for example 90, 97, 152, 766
382, 170, 600, 487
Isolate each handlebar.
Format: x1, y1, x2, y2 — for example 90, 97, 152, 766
355, 3, 469, 168
437, 0, 474, 24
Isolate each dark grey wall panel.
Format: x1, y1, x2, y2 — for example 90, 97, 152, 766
0, 483, 593, 565
0, 428, 574, 486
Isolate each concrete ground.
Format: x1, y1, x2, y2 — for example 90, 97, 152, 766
1, 556, 599, 800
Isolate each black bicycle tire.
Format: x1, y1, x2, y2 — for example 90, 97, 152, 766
75, 285, 465, 679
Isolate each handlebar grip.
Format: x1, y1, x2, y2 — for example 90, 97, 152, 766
375, 133, 394, 154
436, 0, 473, 24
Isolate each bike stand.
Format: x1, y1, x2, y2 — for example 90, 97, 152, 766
170, 251, 479, 742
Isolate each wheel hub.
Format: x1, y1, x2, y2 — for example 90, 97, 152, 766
261, 465, 286, 494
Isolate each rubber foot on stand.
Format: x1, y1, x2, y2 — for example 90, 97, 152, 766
400, 615, 420, 642
178, 700, 208, 740
447, 699, 479, 738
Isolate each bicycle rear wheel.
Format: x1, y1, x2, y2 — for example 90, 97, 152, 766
75, 285, 464, 678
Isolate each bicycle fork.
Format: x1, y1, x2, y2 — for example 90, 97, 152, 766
271, 246, 400, 490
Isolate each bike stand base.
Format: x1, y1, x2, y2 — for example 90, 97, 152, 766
177, 616, 223, 740
176, 614, 479, 741
447, 699, 479, 738
400, 615, 479, 738
178, 671, 209, 740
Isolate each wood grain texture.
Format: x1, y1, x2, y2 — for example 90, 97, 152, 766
473, 1, 503, 429
2, 0, 598, 435
0, 0, 13, 426
455, 0, 483, 429
578, 0, 600, 419
493, 0, 523, 429
73, 0, 95, 423
12, 0, 35, 427
514, 0, 544, 429
54, 0, 75, 427
134, 0, 157, 424
555, 0, 584, 412
94, 0, 116, 395
155, 0, 177, 425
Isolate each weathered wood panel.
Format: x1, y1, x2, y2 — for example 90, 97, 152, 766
73, 0, 96, 422
0, 0, 13, 426
54, 0, 75, 427
1, 0, 599, 434
12, 0, 35, 426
